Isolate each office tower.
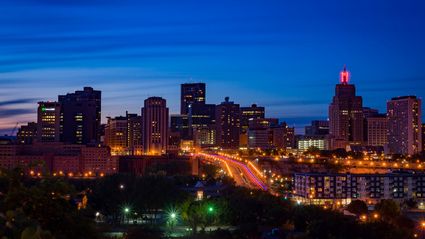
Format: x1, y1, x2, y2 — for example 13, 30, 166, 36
104, 116, 128, 155
240, 104, 265, 128
181, 83, 206, 115
240, 104, 265, 147
190, 103, 216, 134
366, 114, 388, 147
142, 97, 169, 155
329, 66, 364, 149
305, 120, 329, 136
387, 96, 422, 155
215, 97, 240, 149
58, 87, 101, 144
170, 114, 190, 140
126, 112, 143, 155
247, 118, 272, 149
37, 102, 61, 142
17, 122, 37, 144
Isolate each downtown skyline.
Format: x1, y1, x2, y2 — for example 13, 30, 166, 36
1, 0, 425, 134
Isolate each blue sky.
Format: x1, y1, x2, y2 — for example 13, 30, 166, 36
0, 0, 424, 134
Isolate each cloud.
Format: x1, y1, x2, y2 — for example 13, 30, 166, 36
0, 109, 35, 118
0, 98, 39, 107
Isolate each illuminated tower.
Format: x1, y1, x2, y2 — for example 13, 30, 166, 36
215, 97, 240, 149
37, 101, 61, 142
328, 66, 364, 149
142, 97, 169, 155
387, 96, 422, 155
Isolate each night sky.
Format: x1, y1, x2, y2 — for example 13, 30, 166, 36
0, 0, 424, 134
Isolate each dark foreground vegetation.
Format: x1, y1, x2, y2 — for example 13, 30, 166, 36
0, 167, 416, 239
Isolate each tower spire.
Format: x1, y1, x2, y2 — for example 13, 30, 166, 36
340, 65, 349, 84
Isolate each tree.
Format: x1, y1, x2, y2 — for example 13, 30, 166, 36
375, 199, 400, 223
346, 200, 368, 216
0, 168, 99, 239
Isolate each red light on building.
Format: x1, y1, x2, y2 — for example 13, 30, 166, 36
340, 65, 350, 84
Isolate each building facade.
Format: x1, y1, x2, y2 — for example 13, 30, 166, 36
387, 96, 422, 155
294, 172, 425, 205
366, 114, 388, 147
58, 87, 101, 144
37, 101, 61, 142
142, 97, 169, 155
215, 97, 240, 149
329, 66, 364, 149
104, 116, 128, 155
181, 83, 206, 115
17, 122, 37, 144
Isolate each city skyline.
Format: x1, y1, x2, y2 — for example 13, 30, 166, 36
1, 0, 425, 134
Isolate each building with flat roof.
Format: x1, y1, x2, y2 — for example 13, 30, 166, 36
294, 172, 425, 206
387, 96, 422, 155
37, 101, 61, 142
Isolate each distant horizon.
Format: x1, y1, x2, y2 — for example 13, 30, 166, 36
1, 79, 422, 136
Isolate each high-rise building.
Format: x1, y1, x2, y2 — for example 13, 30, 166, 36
181, 83, 206, 115
329, 66, 364, 149
387, 96, 422, 155
142, 97, 169, 155
17, 122, 37, 144
241, 104, 265, 128
216, 97, 240, 149
104, 116, 128, 155
170, 114, 190, 140
190, 104, 216, 135
366, 114, 388, 147
305, 120, 329, 136
126, 112, 143, 155
37, 102, 61, 142
58, 87, 101, 144
240, 104, 265, 147
247, 118, 274, 149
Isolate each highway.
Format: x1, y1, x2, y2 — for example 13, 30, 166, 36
198, 153, 267, 191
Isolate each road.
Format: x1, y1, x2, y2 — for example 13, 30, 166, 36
198, 153, 267, 191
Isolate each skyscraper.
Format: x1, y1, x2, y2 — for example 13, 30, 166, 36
215, 97, 240, 149
328, 66, 364, 149
142, 97, 169, 155
126, 112, 143, 155
181, 83, 206, 115
387, 96, 422, 155
58, 87, 101, 144
240, 104, 265, 147
37, 101, 61, 142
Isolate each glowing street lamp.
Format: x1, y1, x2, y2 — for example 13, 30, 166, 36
208, 206, 214, 213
